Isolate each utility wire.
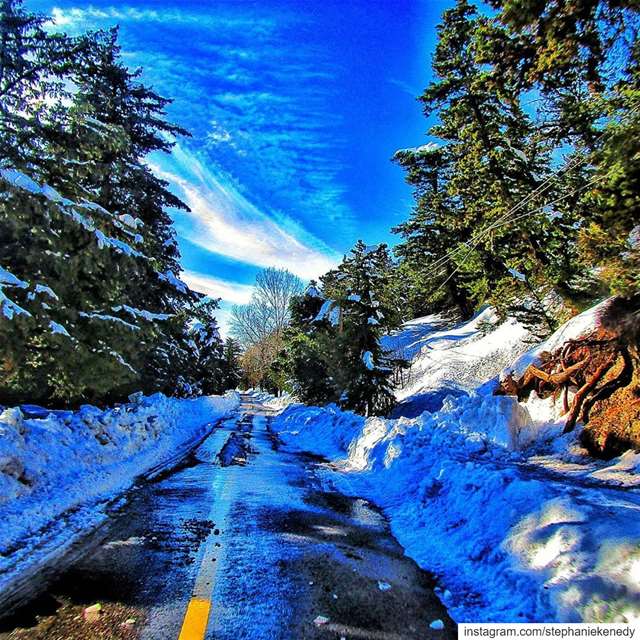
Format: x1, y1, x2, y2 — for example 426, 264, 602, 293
433, 174, 606, 294
420, 100, 640, 285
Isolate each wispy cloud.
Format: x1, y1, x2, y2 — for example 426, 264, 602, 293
48, 4, 357, 241
47, 3, 353, 284
152, 145, 340, 281
50, 5, 281, 32
181, 270, 253, 305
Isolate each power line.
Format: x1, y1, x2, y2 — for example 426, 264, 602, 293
419, 99, 640, 285
433, 174, 607, 294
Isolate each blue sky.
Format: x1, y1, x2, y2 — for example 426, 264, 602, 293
33, 0, 451, 331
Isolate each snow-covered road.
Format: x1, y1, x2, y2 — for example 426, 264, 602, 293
0, 396, 453, 639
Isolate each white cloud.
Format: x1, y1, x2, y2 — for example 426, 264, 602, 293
152, 145, 340, 281
212, 302, 234, 339
181, 271, 254, 305
49, 3, 354, 235
49, 5, 282, 32
49, 4, 351, 281
48, 4, 355, 244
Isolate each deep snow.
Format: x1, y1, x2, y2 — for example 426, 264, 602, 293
271, 304, 640, 623
0, 391, 239, 601
383, 306, 534, 403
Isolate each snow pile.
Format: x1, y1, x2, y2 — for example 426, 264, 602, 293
244, 389, 272, 403
276, 403, 364, 460
0, 391, 240, 598
272, 303, 640, 622
244, 389, 296, 411
384, 307, 533, 402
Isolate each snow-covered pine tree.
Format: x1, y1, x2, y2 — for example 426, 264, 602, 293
0, 3, 214, 404
188, 299, 225, 396
273, 282, 336, 404
0, 2, 144, 403
279, 244, 404, 415
330, 242, 405, 415
65, 28, 204, 395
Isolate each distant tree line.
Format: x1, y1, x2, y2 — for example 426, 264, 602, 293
272, 0, 639, 416
0, 0, 241, 406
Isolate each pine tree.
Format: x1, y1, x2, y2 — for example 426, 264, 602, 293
275, 283, 340, 404
490, 0, 639, 300
0, 5, 214, 405
576, 41, 640, 298
325, 242, 404, 415
68, 29, 189, 268
220, 337, 243, 391
0, 0, 89, 170
394, 0, 593, 335
0, 167, 145, 403
0, 4, 145, 402
490, 0, 638, 145
278, 245, 405, 415
187, 300, 224, 396
62, 28, 203, 394
392, 144, 474, 319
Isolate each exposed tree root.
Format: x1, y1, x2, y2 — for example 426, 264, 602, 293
563, 354, 615, 433
496, 308, 640, 458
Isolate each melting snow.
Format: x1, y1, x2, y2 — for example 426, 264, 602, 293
0, 392, 240, 598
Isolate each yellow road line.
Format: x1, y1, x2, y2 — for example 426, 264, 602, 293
178, 598, 212, 640
176, 415, 248, 640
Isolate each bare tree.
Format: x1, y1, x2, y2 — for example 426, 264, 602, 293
230, 267, 304, 390
231, 267, 304, 346
230, 303, 273, 346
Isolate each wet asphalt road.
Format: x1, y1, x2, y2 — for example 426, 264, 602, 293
0, 397, 454, 640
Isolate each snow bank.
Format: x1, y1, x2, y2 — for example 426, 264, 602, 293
271, 302, 640, 623
273, 399, 640, 623
383, 307, 533, 403
275, 403, 364, 460
244, 389, 296, 411
0, 391, 240, 601
264, 394, 296, 410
